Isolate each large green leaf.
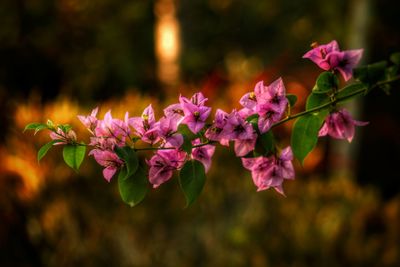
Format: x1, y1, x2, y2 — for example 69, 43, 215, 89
353, 61, 387, 85
253, 131, 274, 156
114, 146, 138, 180
306, 92, 330, 110
118, 167, 148, 207
179, 160, 206, 207
291, 113, 326, 164
336, 83, 366, 101
37, 140, 61, 162
313, 72, 339, 94
63, 145, 86, 171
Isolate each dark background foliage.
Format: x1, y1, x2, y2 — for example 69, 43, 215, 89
0, 0, 399, 266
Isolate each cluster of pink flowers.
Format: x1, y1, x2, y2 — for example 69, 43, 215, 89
303, 41, 368, 142
75, 77, 296, 194
60, 40, 367, 196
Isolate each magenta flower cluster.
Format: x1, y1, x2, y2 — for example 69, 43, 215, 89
45, 40, 369, 197
72, 77, 297, 194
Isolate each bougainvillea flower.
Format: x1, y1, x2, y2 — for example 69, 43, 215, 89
221, 110, 255, 140
94, 110, 130, 147
303, 40, 363, 81
50, 128, 77, 145
158, 116, 184, 148
191, 139, 215, 172
147, 149, 187, 188
78, 107, 99, 131
205, 109, 230, 146
319, 108, 369, 142
241, 146, 294, 195
179, 100, 211, 134
234, 138, 257, 157
164, 103, 184, 121
325, 50, 363, 81
128, 105, 160, 144
89, 149, 123, 182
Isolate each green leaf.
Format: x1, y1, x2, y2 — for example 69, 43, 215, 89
37, 140, 61, 162
58, 124, 72, 133
306, 93, 330, 110
336, 83, 366, 101
354, 61, 387, 85
181, 134, 193, 154
291, 113, 326, 164
24, 122, 45, 132
386, 65, 399, 80
313, 72, 339, 94
390, 52, 400, 65
179, 160, 206, 207
62, 145, 86, 171
253, 131, 274, 156
114, 146, 138, 180
286, 94, 298, 107
118, 166, 148, 207
177, 124, 197, 139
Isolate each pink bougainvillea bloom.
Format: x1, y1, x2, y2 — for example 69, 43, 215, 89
164, 103, 184, 121
241, 146, 294, 195
205, 109, 230, 146
234, 138, 257, 157
78, 107, 99, 131
147, 149, 187, 188
50, 128, 77, 145
89, 149, 123, 182
221, 110, 255, 140
220, 110, 256, 156
158, 116, 184, 148
191, 139, 215, 172
95, 111, 129, 137
319, 108, 369, 142
179, 94, 211, 134
256, 78, 288, 133
128, 104, 160, 144
303, 40, 363, 81
302, 40, 340, 70
239, 78, 288, 133
326, 50, 363, 81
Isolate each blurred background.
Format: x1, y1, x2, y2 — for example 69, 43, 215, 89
1, 0, 400, 266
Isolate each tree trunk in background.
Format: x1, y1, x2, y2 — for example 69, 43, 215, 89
330, 0, 371, 178
154, 0, 181, 89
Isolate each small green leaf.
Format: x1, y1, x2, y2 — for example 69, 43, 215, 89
177, 124, 197, 139
114, 146, 138, 180
37, 140, 61, 162
181, 134, 193, 154
390, 52, 400, 65
286, 94, 298, 107
63, 145, 86, 171
386, 65, 399, 80
291, 113, 327, 164
58, 124, 72, 133
46, 119, 55, 129
306, 93, 330, 110
313, 72, 339, 94
354, 61, 387, 85
24, 123, 45, 132
253, 131, 274, 156
179, 160, 206, 207
118, 166, 148, 207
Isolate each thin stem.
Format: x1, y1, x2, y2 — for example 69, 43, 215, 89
271, 75, 400, 128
